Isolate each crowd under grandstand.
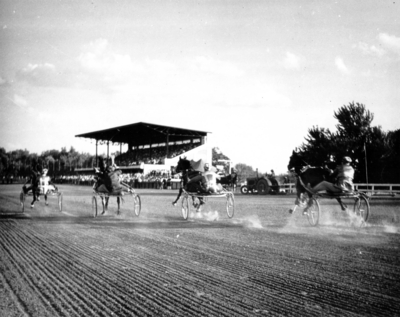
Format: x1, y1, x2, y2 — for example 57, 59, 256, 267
75, 122, 212, 175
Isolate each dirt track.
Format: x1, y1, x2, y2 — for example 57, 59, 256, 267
1, 184, 400, 316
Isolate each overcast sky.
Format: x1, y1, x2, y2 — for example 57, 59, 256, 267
1, 0, 399, 173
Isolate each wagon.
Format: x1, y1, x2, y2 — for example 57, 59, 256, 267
302, 191, 370, 227
180, 188, 235, 220
19, 185, 63, 212
92, 181, 141, 218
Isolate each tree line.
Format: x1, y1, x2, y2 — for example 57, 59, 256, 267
1, 102, 399, 184
293, 102, 399, 183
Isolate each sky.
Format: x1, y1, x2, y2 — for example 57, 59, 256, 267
1, 0, 399, 174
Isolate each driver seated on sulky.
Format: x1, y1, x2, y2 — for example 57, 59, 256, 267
186, 163, 223, 194
39, 168, 57, 206
307, 156, 355, 194
94, 156, 131, 194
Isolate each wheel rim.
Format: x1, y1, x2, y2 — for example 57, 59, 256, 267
307, 199, 320, 226
134, 195, 141, 216
58, 193, 62, 212
92, 196, 97, 217
353, 196, 370, 223
226, 194, 234, 218
20, 192, 25, 212
182, 197, 189, 220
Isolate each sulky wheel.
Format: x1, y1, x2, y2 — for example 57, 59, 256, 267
20, 191, 25, 212
181, 195, 189, 220
226, 193, 235, 218
353, 194, 370, 224
307, 197, 320, 226
58, 192, 63, 212
133, 194, 141, 216
92, 196, 98, 218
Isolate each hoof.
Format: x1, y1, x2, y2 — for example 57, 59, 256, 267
101, 210, 105, 215
289, 209, 293, 214
172, 202, 177, 206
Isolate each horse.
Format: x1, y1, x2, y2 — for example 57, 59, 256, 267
22, 164, 42, 208
218, 173, 238, 191
287, 150, 347, 214
94, 157, 132, 214
171, 157, 202, 206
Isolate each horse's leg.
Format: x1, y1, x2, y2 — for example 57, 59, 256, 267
172, 188, 183, 206
31, 189, 38, 208
289, 190, 303, 214
117, 197, 120, 214
100, 196, 106, 215
336, 198, 347, 211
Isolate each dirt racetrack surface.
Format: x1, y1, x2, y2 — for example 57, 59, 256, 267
1, 184, 400, 316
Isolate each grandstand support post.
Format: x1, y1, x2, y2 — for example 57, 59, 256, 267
95, 140, 98, 167
166, 133, 169, 158
107, 141, 109, 160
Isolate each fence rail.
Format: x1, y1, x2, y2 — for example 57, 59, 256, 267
278, 183, 400, 197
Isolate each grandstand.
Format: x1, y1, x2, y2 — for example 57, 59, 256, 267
75, 122, 211, 175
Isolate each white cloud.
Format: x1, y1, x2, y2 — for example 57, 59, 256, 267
188, 56, 243, 77
283, 52, 301, 70
355, 42, 385, 57
13, 94, 28, 108
78, 38, 138, 83
335, 56, 350, 74
16, 63, 58, 86
378, 33, 400, 55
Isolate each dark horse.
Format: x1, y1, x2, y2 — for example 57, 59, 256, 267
287, 150, 347, 214
218, 173, 238, 191
172, 157, 203, 206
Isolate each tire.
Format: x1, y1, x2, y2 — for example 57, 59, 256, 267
240, 186, 248, 195
134, 194, 141, 216
226, 193, 234, 218
307, 197, 320, 226
181, 196, 189, 220
257, 179, 270, 195
58, 192, 63, 212
353, 194, 370, 223
92, 196, 98, 218
20, 191, 25, 212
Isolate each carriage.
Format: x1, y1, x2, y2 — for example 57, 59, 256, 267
92, 181, 141, 218
299, 191, 370, 227
172, 157, 236, 220
19, 184, 63, 212
180, 188, 235, 220
288, 150, 371, 227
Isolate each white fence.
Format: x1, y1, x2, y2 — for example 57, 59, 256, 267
278, 183, 400, 197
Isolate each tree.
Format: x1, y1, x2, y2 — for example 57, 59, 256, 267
234, 163, 255, 183
295, 102, 398, 183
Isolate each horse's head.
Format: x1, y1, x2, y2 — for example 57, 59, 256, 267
176, 157, 191, 173
287, 150, 307, 174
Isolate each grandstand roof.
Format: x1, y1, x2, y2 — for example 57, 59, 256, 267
75, 122, 209, 147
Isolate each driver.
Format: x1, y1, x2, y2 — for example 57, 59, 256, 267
307, 156, 355, 194
39, 168, 58, 206
186, 163, 223, 194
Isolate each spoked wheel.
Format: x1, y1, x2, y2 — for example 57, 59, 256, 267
133, 194, 141, 216
20, 191, 25, 212
353, 194, 370, 224
92, 196, 98, 218
306, 197, 320, 226
181, 195, 189, 220
226, 193, 235, 218
58, 192, 63, 212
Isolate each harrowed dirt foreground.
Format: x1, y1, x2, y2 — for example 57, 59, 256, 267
1, 184, 400, 316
